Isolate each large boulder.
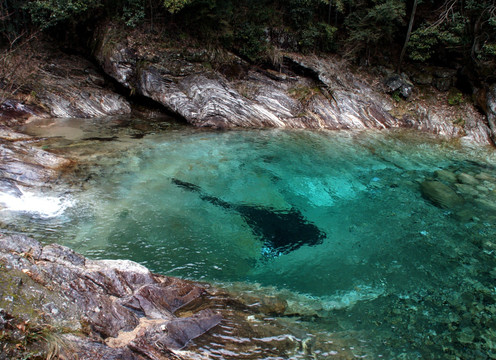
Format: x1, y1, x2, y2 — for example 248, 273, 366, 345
1, 40, 131, 119
384, 73, 414, 98
34, 49, 131, 118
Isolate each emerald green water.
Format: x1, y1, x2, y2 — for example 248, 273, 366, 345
4, 121, 496, 358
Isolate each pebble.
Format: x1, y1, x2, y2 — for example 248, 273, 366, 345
457, 173, 479, 186
476, 172, 495, 182
434, 169, 457, 183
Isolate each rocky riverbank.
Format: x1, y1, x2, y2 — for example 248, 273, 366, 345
0, 234, 365, 359
1, 24, 495, 144
91, 23, 494, 144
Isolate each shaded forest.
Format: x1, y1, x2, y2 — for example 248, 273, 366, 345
1, 0, 495, 84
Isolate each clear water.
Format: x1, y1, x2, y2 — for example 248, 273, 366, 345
4, 120, 496, 358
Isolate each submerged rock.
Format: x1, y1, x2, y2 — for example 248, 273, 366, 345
457, 172, 479, 186
420, 180, 464, 209
434, 169, 457, 183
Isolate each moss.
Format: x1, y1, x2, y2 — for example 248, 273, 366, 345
448, 90, 464, 106
0, 260, 81, 359
453, 117, 466, 128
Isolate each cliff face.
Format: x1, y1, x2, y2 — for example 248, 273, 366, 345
90, 23, 493, 144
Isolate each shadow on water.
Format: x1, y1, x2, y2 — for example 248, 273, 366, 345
171, 178, 326, 257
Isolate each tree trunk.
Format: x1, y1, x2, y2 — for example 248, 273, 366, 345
328, 0, 332, 25
397, 0, 418, 73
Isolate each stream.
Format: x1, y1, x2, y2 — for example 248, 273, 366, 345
2, 115, 496, 359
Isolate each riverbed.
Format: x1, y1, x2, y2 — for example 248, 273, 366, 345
3, 115, 496, 358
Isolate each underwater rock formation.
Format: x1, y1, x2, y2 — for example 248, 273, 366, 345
172, 178, 325, 256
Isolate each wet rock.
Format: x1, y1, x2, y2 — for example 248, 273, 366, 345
457, 172, 479, 186
384, 74, 414, 98
0, 137, 73, 188
454, 183, 479, 197
420, 180, 464, 209
0, 234, 219, 358
0, 234, 367, 359
156, 309, 222, 350
434, 169, 457, 183
458, 327, 475, 344
476, 172, 495, 182
0, 100, 48, 124
474, 198, 496, 212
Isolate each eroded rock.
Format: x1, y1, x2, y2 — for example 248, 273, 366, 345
0, 235, 220, 359
93, 24, 403, 132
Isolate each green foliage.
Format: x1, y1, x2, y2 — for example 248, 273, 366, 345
448, 90, 463, 106
299, 22, 337, 52
284, 0, 337, 53
391, 90, 401, 102
231, 23, 267, 62
408, 26, 439, 61
163, 0, 192, 13
408, 0, 495, 64
344, 0, 405, 58
27, 0, 102, 28
408, 13, 465, 62
121, 0, 145, 27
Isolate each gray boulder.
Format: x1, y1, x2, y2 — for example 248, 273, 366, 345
384, 74, 414, 98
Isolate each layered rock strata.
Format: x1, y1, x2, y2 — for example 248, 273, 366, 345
93, 24, 493, 144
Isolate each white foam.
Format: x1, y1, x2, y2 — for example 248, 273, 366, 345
0, 190, 73, 218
